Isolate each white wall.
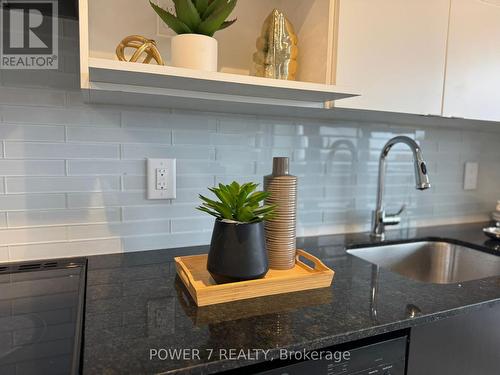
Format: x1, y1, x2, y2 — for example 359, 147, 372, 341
0, 18, 498, 262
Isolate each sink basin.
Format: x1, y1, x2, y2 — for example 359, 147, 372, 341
347, 241, 500, 284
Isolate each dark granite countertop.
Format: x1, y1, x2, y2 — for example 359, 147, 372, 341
82, 222, 500, 375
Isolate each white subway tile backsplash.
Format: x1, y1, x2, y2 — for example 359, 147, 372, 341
0, 87, 65, 107
68, 160, 145, 176
434, 163, 463, 183
167, 112, 218, 131
122, 110, 218, 131
311, 124, 359, 137
216, 146, 263, 161
67, 220, 170, 240
0, 227, 67, 246
177, 175, 216, 189
171, 217, 213, 233
260, 134, 309, 148
438, 141, 463, 153
297, 210, 323, 225
480, 150, 500, 163
217, 123, 261, 136
432, 182, 464, 194
171, 131, 211, 146
357, 173, 413, 186
8, 238, 122, 261
268, 122, 303, 136
121, 176, 146, 192
1, 70, 49, 88
122, 204, 202, 222
0, 247, 8, 262
0, 32, 499, 262
177, 160, 255, 175
6, 176, 120, 193
124, 174, 215, 192
0, 213, 7, 228
5, 142, 120, 159
299, 185, 325, 199
218, 116, 261, 133
122, 144, 215, 160
1, 106, 121, 127
291, 162, 325, 175
427, 128, 463, 143
175, 188, 205, 203
67, 127, 172, 144
122, 232, 211, 252
7, 208, 120, 227
0, 160, 65, 176
323, 211, 352, 225
0, 124, 64, 141
67, 192, 150, 208
270, 148, 294, 160
121, 110, 170, 128
0, 194, 66, 211
293, 149, 314, 162
173, 130, 255, 147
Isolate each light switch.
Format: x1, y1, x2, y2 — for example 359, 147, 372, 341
147, 159, 176, 199
463, 162, 479, 191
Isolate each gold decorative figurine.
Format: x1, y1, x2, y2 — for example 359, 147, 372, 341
253, 9, 298, 80
116, 35, 164, 65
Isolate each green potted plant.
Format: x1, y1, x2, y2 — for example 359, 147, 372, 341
149, 0, 237, 71
197, 181, 275, 284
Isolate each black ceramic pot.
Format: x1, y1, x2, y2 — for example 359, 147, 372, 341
207, 220, 269, 284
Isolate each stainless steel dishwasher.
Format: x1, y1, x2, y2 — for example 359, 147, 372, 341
256, 335, 408, 375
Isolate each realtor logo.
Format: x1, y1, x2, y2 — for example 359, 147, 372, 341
1, 0, 58, 69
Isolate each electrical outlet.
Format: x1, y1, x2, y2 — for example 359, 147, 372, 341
156, 169, 168, 190
464, 162, 479, 190
147, 159, 176, 199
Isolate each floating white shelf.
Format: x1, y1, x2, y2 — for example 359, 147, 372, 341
84, 58, 358, 114
88, 58, 356, 103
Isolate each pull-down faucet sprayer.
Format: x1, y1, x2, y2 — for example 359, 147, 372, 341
371, 136, 431, 239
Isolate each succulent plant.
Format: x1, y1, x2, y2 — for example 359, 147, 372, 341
149, 0, 237, 37
197, 182, 275, 223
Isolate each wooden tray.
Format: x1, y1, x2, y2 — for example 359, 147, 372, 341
175, 249, 335, 306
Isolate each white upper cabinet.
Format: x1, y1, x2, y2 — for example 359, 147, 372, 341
443, 0, 500, 122
334, 0, 450, 115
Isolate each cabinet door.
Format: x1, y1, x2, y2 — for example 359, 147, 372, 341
443, 0, 500, 122
335, 0, 450, 115
408, 304, 500, 375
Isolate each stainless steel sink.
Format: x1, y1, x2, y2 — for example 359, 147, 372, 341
347, 241, 500, 284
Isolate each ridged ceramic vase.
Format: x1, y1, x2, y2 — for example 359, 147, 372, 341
264, 157, 297, 270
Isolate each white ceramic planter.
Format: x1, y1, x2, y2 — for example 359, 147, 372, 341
171, 34, 218, 72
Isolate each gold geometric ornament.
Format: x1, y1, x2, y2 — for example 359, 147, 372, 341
116, 35, 164, 65
253, 9, 298, 80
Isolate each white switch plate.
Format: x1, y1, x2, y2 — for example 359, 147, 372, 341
464, 162, 479, 190
147, 159, 176, 199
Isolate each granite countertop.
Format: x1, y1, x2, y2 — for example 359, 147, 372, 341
82, 222, 500, 375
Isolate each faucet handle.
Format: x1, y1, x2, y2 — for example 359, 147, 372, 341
392, 204, 406, 216
383, 204, 406, 225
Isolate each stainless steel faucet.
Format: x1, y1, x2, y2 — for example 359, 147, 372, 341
372, 136, 431, 239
